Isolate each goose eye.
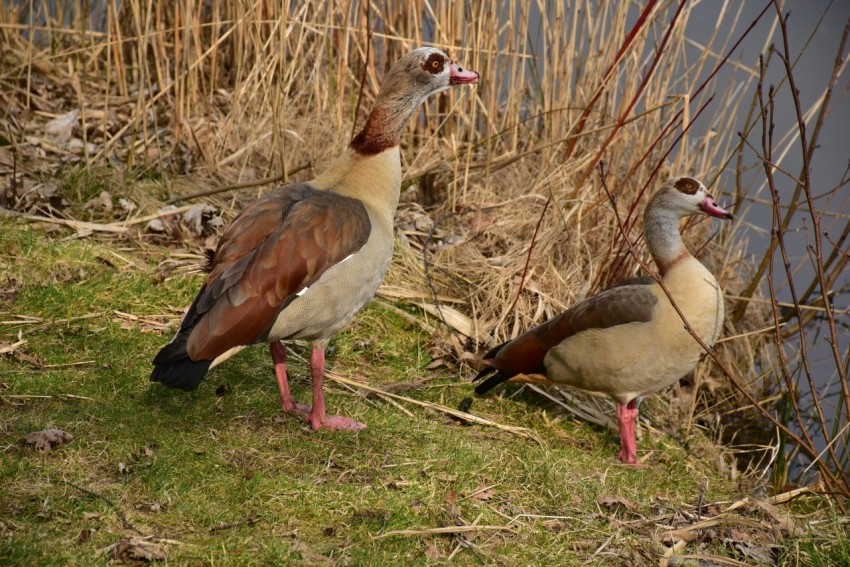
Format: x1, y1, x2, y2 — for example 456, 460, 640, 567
431, 60, 440, 68
674, 177, 698, 195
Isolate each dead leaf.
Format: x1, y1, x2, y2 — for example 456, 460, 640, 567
467, 485, 495, 501
0, 276, 22, 304
753, 498, 803, 536
118, 198, 137, 213
103, 537, 165, 562
24, 428, 74, 452
84, 190, 113, 214
15, 350, 45, 368
0, 339, 27, 356
419, 303, 476, 338
446, 489, 460, 521
82, 512, 101, 522
44, 110, 79, 143
182, 203, 222, 236
423, 542, 444, 559
541, 518, 568, 531
596, 495, 635, 513
145, 206, 182, 240
290, 539, 331, 564
67, 138, 97, 155
724, 538, 775, 564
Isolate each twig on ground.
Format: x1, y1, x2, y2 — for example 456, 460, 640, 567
65, 481, 142, 535
209, 515, 260, 532
371, 524, 514, 540
323, 370, 541, 444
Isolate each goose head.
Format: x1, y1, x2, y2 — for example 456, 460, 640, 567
352, 48, 478, 155
644, 176, 733, 273
375, 47, 478, 106
649, 176, 733, 220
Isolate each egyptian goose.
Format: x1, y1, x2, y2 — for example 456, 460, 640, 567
473, 177, 732, 463
152, 48, 478, 430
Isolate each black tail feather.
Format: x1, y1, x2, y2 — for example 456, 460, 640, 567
150, 331, 212, 391
473, 340, 546, 395
473, 367, 514, 395
472, 340, 514, 395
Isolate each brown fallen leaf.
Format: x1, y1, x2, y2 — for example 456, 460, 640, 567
290, 539, 331, 564
596, 495, 635, 513
84, 190, 113, 215
24, 428, 74, 452
103, 537, 166, 562
44, 109, 79, 143
542, 518, 568, 532
15, 350, 45, 369
423, 542, 444, 559
467, 485, 496, 501
446, 489, 461, 521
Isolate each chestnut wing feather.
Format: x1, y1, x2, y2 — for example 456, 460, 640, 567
185, 184, 371, 360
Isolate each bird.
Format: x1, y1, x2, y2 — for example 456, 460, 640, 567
151, 47, 479, 431
472, 177, 732, 464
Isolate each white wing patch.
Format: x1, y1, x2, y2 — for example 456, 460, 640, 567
291, 255, 354, 300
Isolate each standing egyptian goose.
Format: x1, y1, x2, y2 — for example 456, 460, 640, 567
152, 48, 478, 430
473, 177, 732, 463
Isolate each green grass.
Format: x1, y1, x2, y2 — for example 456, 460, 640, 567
0, 218, 838, 565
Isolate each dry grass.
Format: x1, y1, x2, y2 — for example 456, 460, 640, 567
1, 0, 848, 548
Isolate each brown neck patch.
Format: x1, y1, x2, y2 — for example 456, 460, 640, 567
350, 108, 400, 155
658, 248, 690, 276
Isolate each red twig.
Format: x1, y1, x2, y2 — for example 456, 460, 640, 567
504, 193, 552, 323
561, 0, 662, 161
772, 1, 850, 485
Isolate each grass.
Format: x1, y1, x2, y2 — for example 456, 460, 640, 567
2, 0, 849, 562
0, 217, 782, 564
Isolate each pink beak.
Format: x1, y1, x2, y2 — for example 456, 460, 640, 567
449, 62, 479, 85
699, 195, 733, 220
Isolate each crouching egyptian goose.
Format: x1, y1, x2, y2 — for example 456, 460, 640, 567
473, 177, 732, 463
152, 48, 478, 430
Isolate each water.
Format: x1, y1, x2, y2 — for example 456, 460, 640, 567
687, 1, 849, 477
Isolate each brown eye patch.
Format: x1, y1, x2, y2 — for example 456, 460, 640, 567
674, 177, 699, 195
423, 52, 446, 74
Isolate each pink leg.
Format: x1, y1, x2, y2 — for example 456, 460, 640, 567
305, 346, 366, 431
616, 399, 640, 465
270, 342, 309, 414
